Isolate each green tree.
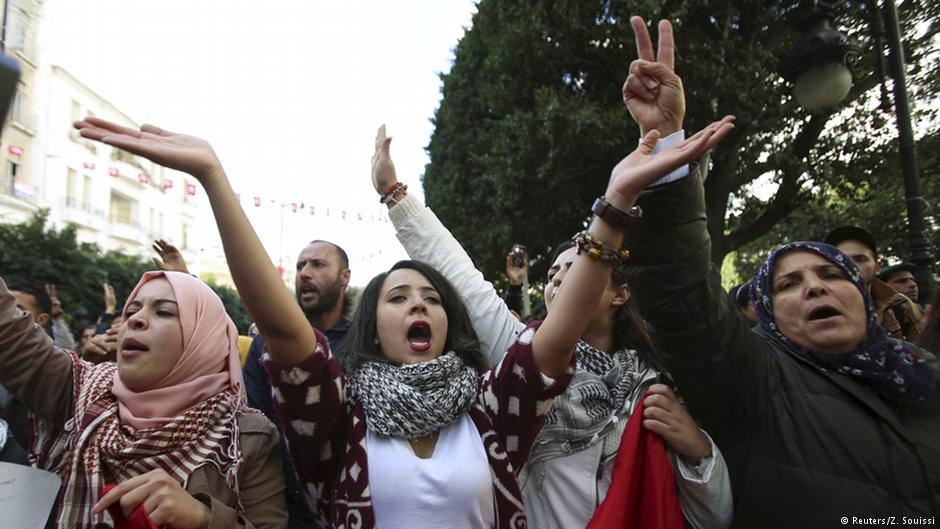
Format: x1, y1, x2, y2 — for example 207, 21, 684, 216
732, 129, 940, 281
0, 210, 151, 327
424, 0, 939, 290
0, 211, 253, 334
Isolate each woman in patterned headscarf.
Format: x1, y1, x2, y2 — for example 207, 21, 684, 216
617, 168, 939, 527
0, 271, 287, 529
749, 242, 935, 406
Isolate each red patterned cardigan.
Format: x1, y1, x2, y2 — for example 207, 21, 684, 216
263, 321, 574, 529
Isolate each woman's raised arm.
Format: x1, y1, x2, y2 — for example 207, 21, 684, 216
75, 118, 317, 365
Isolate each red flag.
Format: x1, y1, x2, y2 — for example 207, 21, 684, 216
585, 393, 684, 529
186, 183, 197, 196
163, 179, 173, 190
108, 167, 119, 177
138, 173, 150, 184
253, 197, 261, 207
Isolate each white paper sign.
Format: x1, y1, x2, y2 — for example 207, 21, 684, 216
0, 462, 62, 529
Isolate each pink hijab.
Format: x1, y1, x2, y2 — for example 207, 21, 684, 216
111, 271, 245, 430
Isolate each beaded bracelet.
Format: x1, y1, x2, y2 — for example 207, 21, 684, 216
571, 230, 631, 266
380, 182, 408, 204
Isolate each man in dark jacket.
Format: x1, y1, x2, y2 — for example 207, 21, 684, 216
243, 240, 351, 529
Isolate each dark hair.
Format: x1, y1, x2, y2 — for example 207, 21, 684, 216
730, 283, 752, 308
339, 260, 488, 375
309, 239, 350, 269
548, 240, 657, 367
7, 281, 52, 315
915, 288, 940, 354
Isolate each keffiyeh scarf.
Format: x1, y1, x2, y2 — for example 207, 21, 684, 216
524, 340, 649, 474
751, 241, 936, 405
350, 351, 478, 440
30, 353, 245, 529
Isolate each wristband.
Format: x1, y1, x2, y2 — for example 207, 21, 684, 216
380, 183, 408, 204
592, 197, 643, 229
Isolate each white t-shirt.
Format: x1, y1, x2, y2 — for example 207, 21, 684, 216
367, 413, 495, 529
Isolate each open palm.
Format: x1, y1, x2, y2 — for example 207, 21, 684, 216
74, 117, 222, 182
607, 116, 735, 202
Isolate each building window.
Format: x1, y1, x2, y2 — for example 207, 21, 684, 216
66, 168, 77, 202
83, 175, 93, 207
7, 8, 36, 61
9, 84, 30, 129
109, 190, 136, 226
2, 160, 18, 195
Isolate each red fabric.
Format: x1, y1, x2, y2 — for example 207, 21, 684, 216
100, 484, 160, 529
586, 392, 685, 529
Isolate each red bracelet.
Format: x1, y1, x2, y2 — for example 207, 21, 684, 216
380, 182, 407, 204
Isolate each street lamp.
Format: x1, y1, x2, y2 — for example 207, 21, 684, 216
781, 0, 935, 303
780, 4, 861, 111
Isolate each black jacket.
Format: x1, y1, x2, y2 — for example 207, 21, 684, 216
624, 165, 939, 528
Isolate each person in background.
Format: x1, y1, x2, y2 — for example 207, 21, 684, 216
877, 261, 920, 305
503, 246, 528, 320
45, 284, 77, 349
729, 283, 757, 324
825, 226, 924, 341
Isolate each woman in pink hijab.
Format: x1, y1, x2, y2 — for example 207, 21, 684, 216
0, 271, 287, 529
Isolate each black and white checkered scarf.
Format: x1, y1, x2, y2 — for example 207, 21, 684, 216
524, 340, 648, 472
350, 351, 477, 440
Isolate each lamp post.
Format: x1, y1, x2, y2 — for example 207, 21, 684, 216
781, 0, 935, 303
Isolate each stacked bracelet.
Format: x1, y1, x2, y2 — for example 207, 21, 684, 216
571, 231, 631, 266
380, 182, 408, 204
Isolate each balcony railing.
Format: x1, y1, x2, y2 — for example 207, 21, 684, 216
64, 197, 105, 218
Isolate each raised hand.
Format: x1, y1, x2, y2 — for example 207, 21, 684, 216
82, 325, 118, 364
74, 117, 223, 183
92, 469, 209, 529
642, 384, 711, 465
102, 282, 117, 314
505, 252, 527, 286
605, 116, 735, 208
152, 239, 190, 274
45, 283, 63, 320
371, 124, 398, 196
623, 17, 685, 137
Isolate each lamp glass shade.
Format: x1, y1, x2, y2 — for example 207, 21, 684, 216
793, 62, 853, 111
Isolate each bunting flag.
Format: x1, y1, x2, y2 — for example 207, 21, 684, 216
138, 173, 150, 184
186, 183, 197, 196
163, 179, 174, 190
109, 167, 120, 177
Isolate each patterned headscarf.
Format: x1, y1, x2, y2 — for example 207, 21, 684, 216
750, 241, 935, 406
30, 271, 248, 528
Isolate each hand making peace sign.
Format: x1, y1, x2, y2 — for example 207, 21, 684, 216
623, 17, 685, 138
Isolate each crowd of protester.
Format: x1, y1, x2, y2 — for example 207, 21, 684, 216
0, 14, 937, 529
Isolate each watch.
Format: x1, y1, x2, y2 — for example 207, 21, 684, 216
592, 197, 643, 229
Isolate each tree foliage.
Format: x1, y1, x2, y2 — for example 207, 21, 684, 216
0, 211, 252, 333
424, 0, 940, 291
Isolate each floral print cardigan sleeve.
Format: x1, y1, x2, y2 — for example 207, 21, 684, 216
264, 321, 574, 529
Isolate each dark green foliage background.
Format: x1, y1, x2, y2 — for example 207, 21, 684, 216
423, 0, 939, 293
0, 211, 253, 333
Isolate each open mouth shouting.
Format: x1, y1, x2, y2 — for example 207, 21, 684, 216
407, 321, 432, 352
297, 283, 319, 301
806, 304, 843, 325
120, 337, 149, 358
